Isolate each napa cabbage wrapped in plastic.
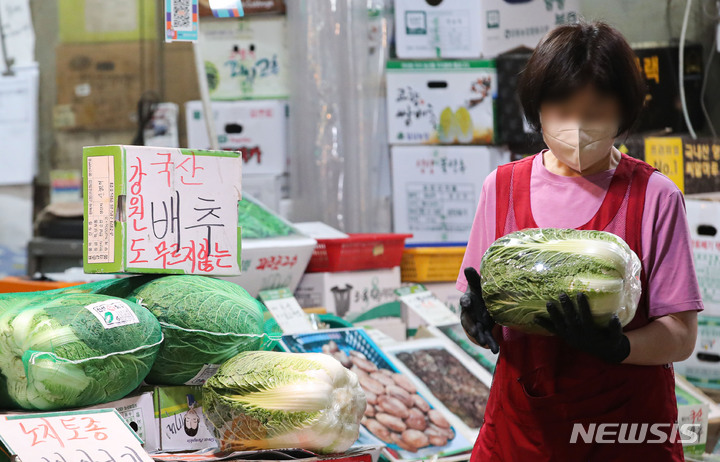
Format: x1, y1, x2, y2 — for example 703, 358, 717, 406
0, 293, 162, 410
480, 228, 642, 335
203, 351, 366, 454
129, 276, 268, 385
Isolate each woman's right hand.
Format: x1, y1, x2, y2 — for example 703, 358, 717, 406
460, 267, 499, 354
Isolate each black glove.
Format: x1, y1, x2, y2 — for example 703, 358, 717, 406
460, 267, 499, 354
534, 293, 631, 364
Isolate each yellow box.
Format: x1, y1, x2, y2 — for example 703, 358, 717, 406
401, 247, 466, 283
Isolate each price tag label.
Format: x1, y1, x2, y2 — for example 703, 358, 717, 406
0, 409, 152, 462
400, 290, 460, 327
645, 137, 684, 192
259, 288, 314, 335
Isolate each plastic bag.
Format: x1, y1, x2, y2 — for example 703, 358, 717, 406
480, 228, 642, 335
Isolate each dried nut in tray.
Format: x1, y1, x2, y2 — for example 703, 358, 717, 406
428, 409, 451, 429
359, 375, 386, 395
386, 384, 414, 407
352, 355, 379, 373
402, 429, 429, 449
392, 373, 417, 394
364, 418, 392, 443
405, 408, 427, 431
412, 394, 431, 413
376, 412, 407, 433
365, 403, 376, 417
365, 390, 378, 405
391, 432, 419, 452
371, 371, 396, 387
377, 395, 410, 419
428, 435, 448, 447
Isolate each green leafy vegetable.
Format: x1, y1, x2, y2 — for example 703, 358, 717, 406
129, 276, 267, 385
0, 293, 162, 410
480, 228, 641, 334
238, 196, 294, 239
203, 351, 366, 454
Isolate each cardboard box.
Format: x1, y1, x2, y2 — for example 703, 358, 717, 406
645, 137, 720, 195
59, 0, 158, 43
686, 197, 720, 316
186, 100, 289, 175
391, 146, 509, 245
393, 0, 579, 59
676, 377, 712, 456
294, 268, 402, 318
221, 234, 317, 298
152, 386, 218, 453
422, 282, 462, 316
386, 60, 497, 145
83, 145, 242, 276
86, 392, 159, 452
199, 16, 289, 101
55, 42, 158, 131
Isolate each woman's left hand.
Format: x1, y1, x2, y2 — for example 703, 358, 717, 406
535, 293, 631, 364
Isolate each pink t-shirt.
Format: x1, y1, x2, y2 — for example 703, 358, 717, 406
456, 152, 704, 318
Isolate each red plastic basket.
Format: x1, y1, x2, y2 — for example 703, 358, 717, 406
306, 233, 413, 273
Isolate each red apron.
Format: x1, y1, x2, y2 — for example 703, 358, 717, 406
470, 154, 684, 462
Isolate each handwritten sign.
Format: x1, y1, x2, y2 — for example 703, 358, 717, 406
125, 147, 241, 275
259, 288, 314, 334
0, 409, 152, 462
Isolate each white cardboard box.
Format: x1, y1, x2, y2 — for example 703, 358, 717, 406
394, 0, 579, 59
186, 100, 288, 175
199, 16, 288, 100
392, 146, 509, 245
676, 316, 720, 390
386, 60, 497, 145
241, 173, 285, 213
422, 282, 462, 316
83, 145, 243, 276
294, 267, 401, 317
87, 392, 159, 453
686, 198, 720, 316
221, 234, 317, 298
151, 386, 218, 453
0, 185, 32, 277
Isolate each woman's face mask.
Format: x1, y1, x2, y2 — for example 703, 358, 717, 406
540, 113, 619, 173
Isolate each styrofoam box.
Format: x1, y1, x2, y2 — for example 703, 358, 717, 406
386, 60, 497, 145
186, 100, 288, 175
86, 392, 159, 453
392, 146, 510, 245
294, 267, 402, 318
686, 197, 720, 316
394, 0, 579, 59
221, 234, 317, 298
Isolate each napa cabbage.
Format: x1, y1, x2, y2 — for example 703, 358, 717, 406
203, 351, 366, 454
0, 293, 162, 410
128, 276, 268, 385
480, 228, 642, 334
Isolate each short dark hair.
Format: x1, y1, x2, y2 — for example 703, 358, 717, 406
517, 21, 646, 135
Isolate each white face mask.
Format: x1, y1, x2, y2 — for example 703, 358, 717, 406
540, 114, 619, 172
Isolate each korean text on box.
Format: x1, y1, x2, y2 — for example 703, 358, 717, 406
83, 145, 242, 276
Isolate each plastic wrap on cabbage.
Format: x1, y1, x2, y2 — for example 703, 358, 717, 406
203, 351, 366, 454
129, 276, 269, 385
480, 229, 642, 335
0, 293, 162, 410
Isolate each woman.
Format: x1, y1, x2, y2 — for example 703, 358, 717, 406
458, 22, 702, 461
